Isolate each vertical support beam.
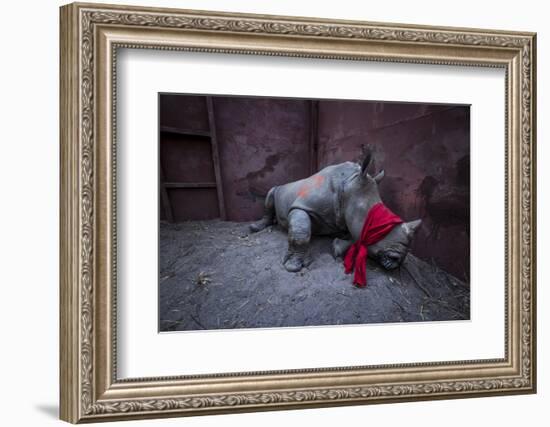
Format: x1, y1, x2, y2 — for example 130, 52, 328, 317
206, 96, 227, 220
309, 100, 319, 174
159, 163, 174, 223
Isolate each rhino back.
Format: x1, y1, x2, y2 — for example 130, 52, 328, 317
273, 162, 359, 234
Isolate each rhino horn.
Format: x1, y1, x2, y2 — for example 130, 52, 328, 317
404, 219, 422, 236
360, 147, 373, 177
373, 169, 385, 183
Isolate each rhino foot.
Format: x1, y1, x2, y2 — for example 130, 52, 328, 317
283, 252, 306, 272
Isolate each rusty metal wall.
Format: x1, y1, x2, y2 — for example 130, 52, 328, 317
214, 97, 312, 221
159, 95, 219, 220
160, 94, 209, 131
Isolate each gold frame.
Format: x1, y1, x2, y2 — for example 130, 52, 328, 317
59, 2, 537, 423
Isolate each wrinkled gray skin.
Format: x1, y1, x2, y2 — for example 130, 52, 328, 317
250, 152, 422, 274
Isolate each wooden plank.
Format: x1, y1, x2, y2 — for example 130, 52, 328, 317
206, 97, 227, 220
164, 182, 217, 189
160, 125, 211, 138
309, 100, 319, 174
159, 164, 174, 223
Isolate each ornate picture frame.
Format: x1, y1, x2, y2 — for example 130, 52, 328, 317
60, 2, 536, 423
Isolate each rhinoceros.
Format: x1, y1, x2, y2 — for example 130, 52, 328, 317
250, 151, 422, 274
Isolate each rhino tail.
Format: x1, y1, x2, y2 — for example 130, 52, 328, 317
250, 187, 277, 232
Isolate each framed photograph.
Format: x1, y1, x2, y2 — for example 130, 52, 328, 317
60, 2, 537, 423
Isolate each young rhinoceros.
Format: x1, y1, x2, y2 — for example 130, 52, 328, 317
250, 152, 422, 282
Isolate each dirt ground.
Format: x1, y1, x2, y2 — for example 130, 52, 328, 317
159, 220, 470, 332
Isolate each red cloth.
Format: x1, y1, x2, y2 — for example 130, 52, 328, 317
344, 202, 403, 287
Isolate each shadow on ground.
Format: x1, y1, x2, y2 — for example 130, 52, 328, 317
159, 220, 470, 331
35, 404, 58, 419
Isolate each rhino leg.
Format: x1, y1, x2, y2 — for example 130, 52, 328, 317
250, 187, 276, 232
332, 237, 352, 259
283, 209, 311, 272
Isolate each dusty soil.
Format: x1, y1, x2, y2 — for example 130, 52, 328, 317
159, 220, 470, 332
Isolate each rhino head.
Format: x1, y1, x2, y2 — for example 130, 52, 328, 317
341, 149, 422, 270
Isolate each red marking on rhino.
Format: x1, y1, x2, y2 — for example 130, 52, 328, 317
297, 174, 325, 198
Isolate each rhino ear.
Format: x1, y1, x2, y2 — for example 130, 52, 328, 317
404, 219, 422, 237
373, 169, 385, 183
360, 147, 373, 178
